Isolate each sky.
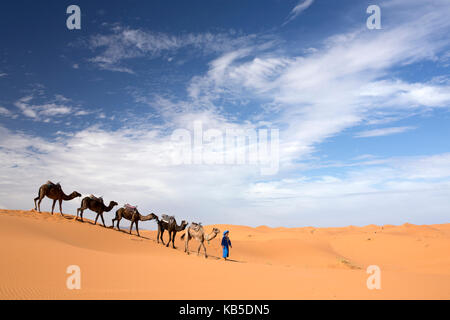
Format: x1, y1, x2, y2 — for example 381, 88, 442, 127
0, 0, 449, 228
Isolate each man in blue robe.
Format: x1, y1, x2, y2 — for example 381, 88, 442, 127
221, 230, 232, 261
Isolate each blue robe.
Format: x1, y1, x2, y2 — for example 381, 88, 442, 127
222, 237, 231, 258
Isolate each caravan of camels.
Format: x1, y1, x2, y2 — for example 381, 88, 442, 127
33, 181, 220, 258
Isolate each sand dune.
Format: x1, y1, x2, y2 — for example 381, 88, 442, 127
0, 209, 449, 299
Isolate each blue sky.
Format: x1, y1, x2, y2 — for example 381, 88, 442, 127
0, 0, 449, 228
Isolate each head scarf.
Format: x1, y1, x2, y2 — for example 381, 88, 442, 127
223, 230, 229, 236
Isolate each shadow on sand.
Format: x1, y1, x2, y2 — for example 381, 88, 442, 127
69, 213, 244, 262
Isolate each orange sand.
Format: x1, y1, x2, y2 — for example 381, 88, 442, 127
0, 209, 449, 299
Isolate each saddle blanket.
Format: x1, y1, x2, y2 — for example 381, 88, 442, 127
124, 204, 137, 214
161, 214, 175, 223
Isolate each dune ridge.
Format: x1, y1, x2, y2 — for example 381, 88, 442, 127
0, 209, 449, 299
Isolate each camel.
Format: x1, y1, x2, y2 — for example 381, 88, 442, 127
111, 206, 157, 237
33, 181, 81, 215
156, 214, 188, 249
181, 223, 220, 258
76, 195, 118, 227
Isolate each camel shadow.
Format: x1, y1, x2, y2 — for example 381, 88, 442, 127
72, 219, 152, 240
209, 256, 246, 263
223, 258, 244, 263
184, 250, 246, 263
111, 228, 151, 240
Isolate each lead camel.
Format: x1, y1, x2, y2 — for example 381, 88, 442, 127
33, 181, 81, 215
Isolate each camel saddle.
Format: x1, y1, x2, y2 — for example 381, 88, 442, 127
46, 180, 61, 189
124, 204, 137, 214
191, 222, 203, 232
161, 214, 175, 224
89, 194, 104, 204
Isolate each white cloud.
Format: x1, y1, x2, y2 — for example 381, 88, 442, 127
360, 80, 450, 108
74, 110, 90, 116
283, 0, 314, 25
1, 122, 449, 227
244, 153, 450, 225
355, 126, 416, 138
14, 96, 72, 120
12, 94, 92, 122
14, 96, 38, 118
87, 26, 259, 73
0, 106, 13, 117
186, 0, 450, 166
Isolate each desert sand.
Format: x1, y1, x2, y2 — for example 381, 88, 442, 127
0, 209, 449, 299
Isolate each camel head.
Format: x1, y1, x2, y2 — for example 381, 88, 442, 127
147, 213, 158, 220
140, 212, 158, 221
180, 220, 189, 230
109, 201, 119, 207
72, 191, 82, 198
212, 228, 220, 235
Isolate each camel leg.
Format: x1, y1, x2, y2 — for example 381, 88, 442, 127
184, 234, 190, 254
35, 188, 44, 212
94, 213, 99, 225
76, 207, 82, 220
197, 242, 202, 256
136, 221, 140, 237
172, 231, 177, 249
156, 226, 160, 243
111, 213, 117, 228
34, 197, 39, 211
100, 213, 106, 227
116, 218, 121, 231
129, 220, 134, 234
51, 199, 56, 215
203, 242, 208, 258
58, 199, 64, 216
37, 197, 43, 212
160, 229, 165, 245
166, 231, 171, 247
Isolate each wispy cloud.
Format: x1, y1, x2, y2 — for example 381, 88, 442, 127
186, 0, 450, 165
283, 0, 314, 26
86, 25, 259, 73
13, 94, 92, 122
355, 126, 416, 138
0, 106, 14, 117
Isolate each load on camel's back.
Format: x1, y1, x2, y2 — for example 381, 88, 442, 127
111, 204, 157, 237
76, 194, 118, 227
33, 180, 81, 215
155, 214, 188, 249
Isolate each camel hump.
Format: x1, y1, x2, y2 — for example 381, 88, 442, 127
161, 214, 175, 223
45, 181, 61, 188
89, 194, 104, 203
191, 222, 203, 231
124, 204, 137, 214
